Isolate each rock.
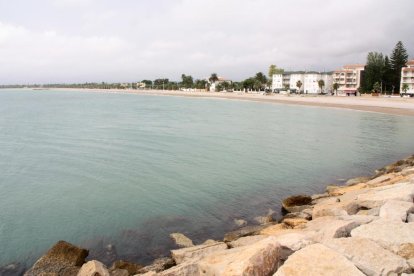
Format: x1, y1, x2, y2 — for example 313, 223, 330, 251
323, 237, 409, 276
271, 232, 315, 261
228, 235, 267, 248
260, 223, 290, 236
77, 260, 110, 276
110, 268, 129, 276
24, 240, 88, 276
138, 257, 175, 273
351, 219, 414, 252
281, 195, 312, 213
366, 173, 395, 186
274, 243, 364, 276
197, 236, 282, 275
327, 183, 367, 196
379, 200, 414, 222
233, 218, 247, 227
202, 239, 217, 245
282, 211, 312, 220
171, 241, 228, 264
0, 262, 26, 276
306, 216, 360, 242
254, 209, 275, 224
281, 218, 308, 229
408, 213, 414, 222
339, 214, 377, 225
223, 225, 265, 242
356, 207, 380, 216
311, 193, 329, 200
402, 168, 414, 177
356, 182, 414, 209
158, 261, 199, 276
110, 260, 143, 275
138, 272, 158, 276
312, 201, 351, 218
397, 243, 414, 259
169, 233, 194, 248
346, 176, 371, 186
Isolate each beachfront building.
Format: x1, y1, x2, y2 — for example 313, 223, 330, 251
209, 76, 232, 92
332, 64, 365, 95
272, 72, 333, 94
400, 60, 414, 95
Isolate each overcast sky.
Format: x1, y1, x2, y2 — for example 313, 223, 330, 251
0, 0, 413, 84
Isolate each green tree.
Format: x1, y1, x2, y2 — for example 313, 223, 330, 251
333, 83, 340, 96
255, 72, 267, 90
209, 73, 219, 83
362, 52, 386, 92
373, 81, 382, 93
268, 64, 284, 78
402, 83, 409, 94
383, 55, 393, 93
318, 79, 325, 94
390, 41, 409, 92
296, 80, 302, 94
181, 74, 194, 88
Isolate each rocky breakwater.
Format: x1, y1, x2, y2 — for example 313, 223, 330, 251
21, 155, 414, 275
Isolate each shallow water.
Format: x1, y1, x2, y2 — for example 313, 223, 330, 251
1, 89, 414, 267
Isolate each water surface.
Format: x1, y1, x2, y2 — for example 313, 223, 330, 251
1, 89, 413, 267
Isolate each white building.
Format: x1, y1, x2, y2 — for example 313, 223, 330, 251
332, 64, 365, 95
401, 60, 414, 95
273, 72, 333, 94
209, 77, 232, 92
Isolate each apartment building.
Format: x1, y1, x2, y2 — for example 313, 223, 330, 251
272, 72, 333, 94
400, 60, 414, 95
332, 64, 364, 95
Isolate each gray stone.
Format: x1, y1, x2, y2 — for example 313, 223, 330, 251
306, 216, 360, 242
351, 219, 414, 252
356, 182, 414, 209
138, 257, 174, 273
323, 237, 410, 276
274, 243, 364, 276
171, 241, 228, 264
379, 200, 414, 222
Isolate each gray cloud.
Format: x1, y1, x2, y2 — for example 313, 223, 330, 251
0, 0, 413, 84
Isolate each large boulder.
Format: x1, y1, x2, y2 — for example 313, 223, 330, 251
379, 200, 414, 222
169, 233, 194, 248
274, 243, 364, 276
260, 224, 290, 236
137, 257, 175, 273
270, 232, 315, 261
351, 219, 414, 253
223, 225, 265, 242
305, 216, 360, 242
323, 237, 410, 275
356, 182, 414, 209
24, 240, 88, 276
197, 236, 282, 275
171, 241, 228, 264
346, 176, 371, 186
228, 235, 267, 248
281, 195, 312, 213
77, 260, 110, 276
281, 218, 308, 229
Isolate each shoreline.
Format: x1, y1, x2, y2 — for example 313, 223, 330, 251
49, 87, 414, 117
14, 154, 414, 275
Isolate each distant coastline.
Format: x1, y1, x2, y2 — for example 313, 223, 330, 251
47, 87, 414, 117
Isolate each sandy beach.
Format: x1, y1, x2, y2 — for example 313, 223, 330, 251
54, 88, 414, 117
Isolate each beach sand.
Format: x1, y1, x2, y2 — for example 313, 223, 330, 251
55, 88, 414, 116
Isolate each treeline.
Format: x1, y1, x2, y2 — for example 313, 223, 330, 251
361, 41, 409, 93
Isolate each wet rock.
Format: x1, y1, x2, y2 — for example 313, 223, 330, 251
197, 236, 282, 275
281, 195, 312, 213
24, 240, 88, 276
283, 211, 312, 221
77, 260, 110, 276
171, 241, 227, 264
223, 225, 265, 242
379, 200, 414, 222
110, 268, 129, 276
0, 262, 25, 276
345, 176, 371, 186
169, 233, 194, 248
233, 218, 247, 227
138, 257, 175, 273
110, 260, 143, 275
274, 244, 364, 276
323, 237, 410, 276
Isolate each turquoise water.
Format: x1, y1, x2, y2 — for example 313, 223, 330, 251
1, 89, 414, 267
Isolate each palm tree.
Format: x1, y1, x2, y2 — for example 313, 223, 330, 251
333, 83, 340, 96
209, 73, 219, 83
318, 80, 325, 94
296, 80, 303, 94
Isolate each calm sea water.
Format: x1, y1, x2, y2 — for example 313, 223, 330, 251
1, 89, 414, 268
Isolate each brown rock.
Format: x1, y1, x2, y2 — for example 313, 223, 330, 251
138, 257, 175, 273
397, 243, 414, 259
110, 260, 143, 275
171, 241, 228, 264
24, 240, 88, 276
281, 195, 312, 213
260, 223, 290, 236
223, 225, 265, 242
281, 218, 308, 229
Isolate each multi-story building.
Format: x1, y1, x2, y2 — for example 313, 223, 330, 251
332, 64, 364, 95
400, 60, 414, 95
272, 72, 333, 94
